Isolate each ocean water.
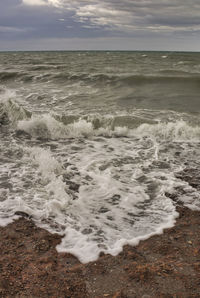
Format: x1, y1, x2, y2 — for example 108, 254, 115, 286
0, 51, 200, 263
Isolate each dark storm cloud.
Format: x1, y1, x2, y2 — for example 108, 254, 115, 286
0, 0, 200, 50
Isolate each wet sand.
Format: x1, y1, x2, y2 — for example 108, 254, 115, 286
0, 204, 199, 298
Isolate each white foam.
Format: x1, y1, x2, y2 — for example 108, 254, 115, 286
134, 120, 200, 141
51, 136, 183, 262
0, 214, 19, 227
28, 147, 71, 208
0, 135, 182, 263
56, 195, 178, 263
0, 89, 30, 123
17, 114, 65, 139
17, 113, 200, 142
0, 132, 198, 263
1, 109, 200, 263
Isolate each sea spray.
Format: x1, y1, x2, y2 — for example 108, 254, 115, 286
0, 90, 31, 125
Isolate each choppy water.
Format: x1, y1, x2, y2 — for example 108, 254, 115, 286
0, 51, 200, 263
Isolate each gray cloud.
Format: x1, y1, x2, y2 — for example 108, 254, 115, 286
32, 0, 200, 34
0, 0, 200, 50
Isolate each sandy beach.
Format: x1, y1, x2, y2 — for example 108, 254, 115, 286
0, 202, 199, 298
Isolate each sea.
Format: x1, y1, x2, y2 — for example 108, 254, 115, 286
0, 51, 200, 263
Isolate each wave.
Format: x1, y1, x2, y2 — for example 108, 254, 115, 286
52, 72, 114, 83
17, 112, 200, 141
158, 69, 199, 76
0, 72, 19, 81
28, 147, 71, 208
0, 90, 31, 125
17, 112, 158, 139
27, 65, 58, 71
0, 71, 34, 83
135, 120, 200, 141
1, 90, 199, 141
50, 72, 200, 86
118, 74, 200, 87
1, 68, 199, 86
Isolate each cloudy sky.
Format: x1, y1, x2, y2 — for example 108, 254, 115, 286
0, 0, 200, 51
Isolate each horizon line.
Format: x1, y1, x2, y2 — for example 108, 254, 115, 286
0, 49, 199, 53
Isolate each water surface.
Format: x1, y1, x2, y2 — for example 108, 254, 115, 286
0, 51, 200, 262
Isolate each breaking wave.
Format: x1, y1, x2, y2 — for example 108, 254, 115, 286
2, 91, 200, 143
1, 100, 200, 263
0, 90, 31, 125
17, 112, 200, 142
28, 147, 71, 208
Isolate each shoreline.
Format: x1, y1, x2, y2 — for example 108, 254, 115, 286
0, 205, 199, 297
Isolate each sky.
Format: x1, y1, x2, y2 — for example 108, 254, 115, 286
0, 0, 200, 51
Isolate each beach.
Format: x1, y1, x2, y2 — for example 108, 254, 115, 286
1, 169, 200, 297
0, 203, 199, 297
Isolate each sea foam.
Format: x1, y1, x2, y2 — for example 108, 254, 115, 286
28, 147, 71, 208
17, 112, 200, 142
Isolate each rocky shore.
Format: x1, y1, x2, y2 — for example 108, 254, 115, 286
0, 170, 200, 297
